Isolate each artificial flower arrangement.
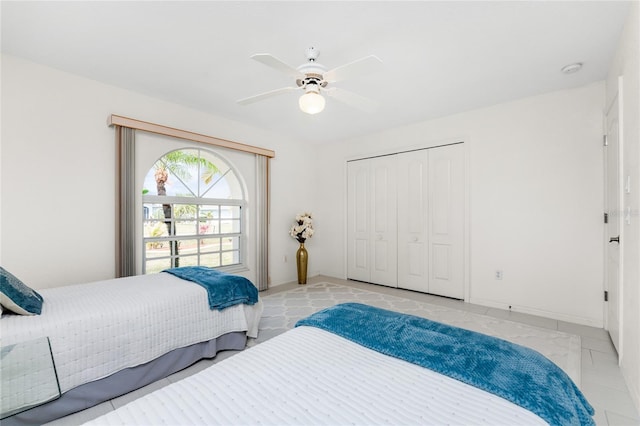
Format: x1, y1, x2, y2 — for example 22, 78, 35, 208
289, 212, 314, 243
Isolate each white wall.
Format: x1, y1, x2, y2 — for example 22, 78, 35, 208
606, 1, 640, 412
313, 82, 606, 327
0, 54, 614, 327
0, 54, 312, 288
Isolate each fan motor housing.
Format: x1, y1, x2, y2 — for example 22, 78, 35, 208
296, 73, 328, 89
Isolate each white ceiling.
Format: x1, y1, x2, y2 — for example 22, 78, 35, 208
1, 1, 631, 144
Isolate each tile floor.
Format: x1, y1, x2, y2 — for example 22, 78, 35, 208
47, 275, 639, 426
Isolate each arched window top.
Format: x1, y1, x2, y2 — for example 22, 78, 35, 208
143, 148, 244, 200
141, 148, 246, 274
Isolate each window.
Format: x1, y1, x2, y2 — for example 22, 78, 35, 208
142, 148, 245, 274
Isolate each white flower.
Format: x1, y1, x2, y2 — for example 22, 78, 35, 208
290, 212, 314, 243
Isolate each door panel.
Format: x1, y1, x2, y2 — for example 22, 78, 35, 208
374, 240, 390, 272
432, 244, 451, 280
432, 159, 452, 236
347, 161, 370, 282
373, 164, 390, 232
428, 144, 465, 299
397, 150, 429, 291
605, 91, 621, 354
407, 162, 425, 233
354, 238, 368, 270
354, 168, 368, 234
370, 156, 397, 287
407, 242, 424, 277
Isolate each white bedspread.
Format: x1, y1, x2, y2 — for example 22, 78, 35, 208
86, 326, 546, 425
0, 273, 263, 393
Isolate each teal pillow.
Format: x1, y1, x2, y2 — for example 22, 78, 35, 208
0, 267, 43, 315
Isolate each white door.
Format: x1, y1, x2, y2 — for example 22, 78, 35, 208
347, 160, 371, 282
397, 150, 429, 292
347, 156, 397, 286
369, 156, 398, 287
605, 92, 621, 354
428, 144, 465, 299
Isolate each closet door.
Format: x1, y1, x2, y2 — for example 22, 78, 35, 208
347, 156, 397, 287
397, 150, 429, 292
349, 147, 463, 295
369, 156, 397, 287
347, 160, 371, 282
428, 143, 465, 299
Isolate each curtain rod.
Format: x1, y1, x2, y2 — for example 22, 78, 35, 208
108, 114, 275, 158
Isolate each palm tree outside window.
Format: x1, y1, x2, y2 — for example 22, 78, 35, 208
142, 148, 245, 274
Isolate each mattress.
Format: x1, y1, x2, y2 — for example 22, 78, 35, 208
0, 273, 263, 395
3, 333, 247, 426
86, 326, 547, 425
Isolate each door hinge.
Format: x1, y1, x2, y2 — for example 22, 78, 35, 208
603, 135, 608, 146
604, 212, 609, 224
604, 290, 609, 302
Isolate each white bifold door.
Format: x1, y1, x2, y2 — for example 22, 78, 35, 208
397, 144, 465, 298
347, 143, 465, 299
347, 156, 397, 287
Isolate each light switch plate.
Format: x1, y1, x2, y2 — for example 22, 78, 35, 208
625, 175, 631, 194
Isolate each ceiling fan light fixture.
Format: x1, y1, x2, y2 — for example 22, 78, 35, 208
299, 90, 325, 114
239, 47, 383, 113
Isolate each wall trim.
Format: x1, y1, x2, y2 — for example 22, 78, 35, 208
469, 297, 604, 328
344, 137, 466, 162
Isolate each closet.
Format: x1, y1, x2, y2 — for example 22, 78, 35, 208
347, 143, 465, 299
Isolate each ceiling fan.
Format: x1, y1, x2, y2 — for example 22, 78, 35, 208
237, 47, 383, 114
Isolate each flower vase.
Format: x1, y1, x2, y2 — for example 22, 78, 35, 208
296, 242, 308, 285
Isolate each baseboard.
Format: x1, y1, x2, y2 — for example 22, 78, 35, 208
469, 297, 603, 328
621, 363, 640, 417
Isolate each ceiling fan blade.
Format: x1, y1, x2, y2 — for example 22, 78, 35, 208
251, 53, 302, 78
237, 86, 299, 105
324, 87, 379, 113
323, 55, 383, 83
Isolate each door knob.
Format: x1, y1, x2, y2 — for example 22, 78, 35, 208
609, 236, 620, 243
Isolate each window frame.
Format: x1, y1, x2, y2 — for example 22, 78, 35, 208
141, 151, 247, 275
113, 116, 272, 290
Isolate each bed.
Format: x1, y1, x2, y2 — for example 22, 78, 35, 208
86, 302, 595, 426
0, 267, 263, 425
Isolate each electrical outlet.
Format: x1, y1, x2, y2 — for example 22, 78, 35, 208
495, 270, 503, 280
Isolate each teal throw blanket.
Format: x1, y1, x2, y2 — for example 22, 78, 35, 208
296, 303, 594, 426
163, 266, 258, 311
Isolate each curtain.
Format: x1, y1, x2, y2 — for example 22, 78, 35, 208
255, 154, 270, 290
117, 126, 136, 277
